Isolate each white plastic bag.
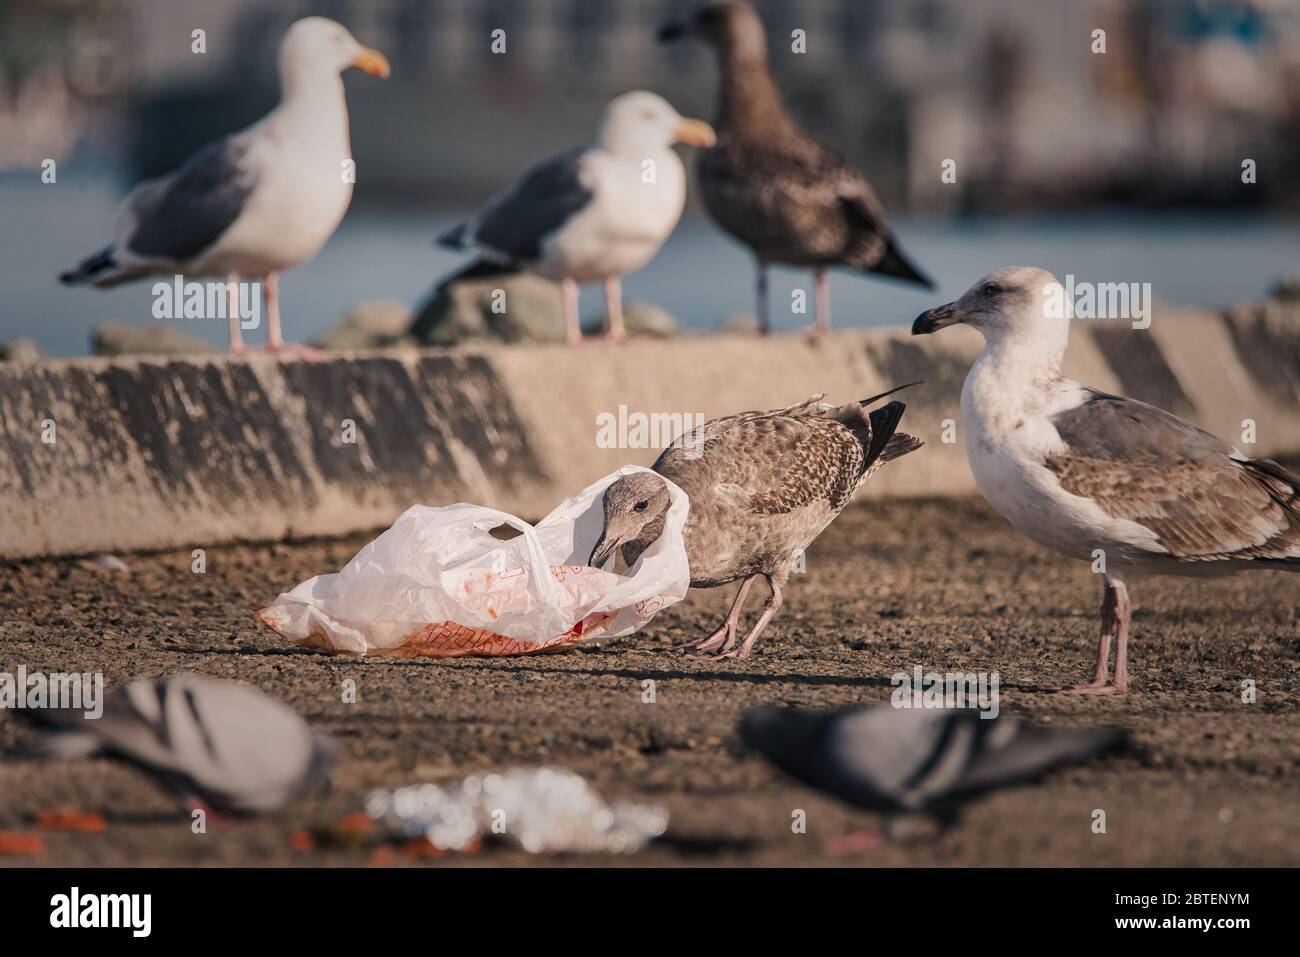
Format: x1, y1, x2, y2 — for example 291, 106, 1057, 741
256, 466, 690, 658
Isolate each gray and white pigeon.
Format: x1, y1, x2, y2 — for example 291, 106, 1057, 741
657, 2, 933, 336
589, 386, 921, 658
16, 673, 335, 816
741, 703, 1128, 826
913, 266, 1300, 693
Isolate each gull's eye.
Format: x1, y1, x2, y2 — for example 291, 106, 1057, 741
982, 282, 1003, 296
633, 500, 649, 512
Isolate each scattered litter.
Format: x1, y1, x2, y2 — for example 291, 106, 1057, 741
365, 767, 668, 854
36, 809, 107, 833
257, 467, 690, 659
0, 833, 45, 856
79, 554, 130, 574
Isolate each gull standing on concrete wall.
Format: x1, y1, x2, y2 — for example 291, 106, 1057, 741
913, 266, 1300, 694
436, 91, 716, 345
60, 17, 390, 357
657, 2, 933, 336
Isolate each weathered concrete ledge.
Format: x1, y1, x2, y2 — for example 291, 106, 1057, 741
2, 300, 1299, 559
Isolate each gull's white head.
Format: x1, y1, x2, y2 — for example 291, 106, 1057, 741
279, 17, 390, 90
596, 91, 716, 158
912, 266, 1071, 353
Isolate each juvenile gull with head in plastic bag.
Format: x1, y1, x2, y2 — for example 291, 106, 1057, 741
589, 386, 922, 659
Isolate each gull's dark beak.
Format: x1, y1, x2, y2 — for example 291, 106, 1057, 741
912, 302, 961, 335
589, 533, 620, 569
657, 19, 690, 42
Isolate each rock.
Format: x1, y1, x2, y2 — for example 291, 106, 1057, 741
722, 312, 761, 335
584, 301, 680, 338
0, 338, 42, 361
410, 273, 566, 345
315, 300, 414, 350
91, 322, 214, 357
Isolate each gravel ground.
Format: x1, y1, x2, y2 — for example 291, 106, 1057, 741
1, 495, 1298, 867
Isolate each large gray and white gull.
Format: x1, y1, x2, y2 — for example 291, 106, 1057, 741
589, 388, 922, 659
437, 91, 715, 344
15, 673, 335, 816
913, 266, 1300, 694
657, 2, 933, 336
741, 703, 1127, 828
60, 17, 390, 356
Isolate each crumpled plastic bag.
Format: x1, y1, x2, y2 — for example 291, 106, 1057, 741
256, 466, 690, 657
365, 767, 669, 854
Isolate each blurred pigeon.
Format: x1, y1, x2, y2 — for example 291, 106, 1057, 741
741, 703, 1127, 826
16, 673, 334, 816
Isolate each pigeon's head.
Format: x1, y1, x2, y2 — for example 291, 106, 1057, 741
588, 472, 673, 570
912, 266, 1069, 345
598, 91, 716, 157
280, 17, 390, 86
657, 3, 768, 64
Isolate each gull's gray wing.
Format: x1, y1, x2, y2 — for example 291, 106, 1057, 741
1046, 389, 1300, 563
448, 147, 595, 264
124, 134, 258, 262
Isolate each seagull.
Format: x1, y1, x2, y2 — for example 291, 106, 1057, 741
588, 386, 922, 659
437, 91, 716, 344
14, 673, 335, 817
913, 266, 1300, 694
657, 2, 933, 337
59, 17, 390, 357
741, 703, 1127, 829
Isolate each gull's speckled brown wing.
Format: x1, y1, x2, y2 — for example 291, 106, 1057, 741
1045, 391, 1300, 564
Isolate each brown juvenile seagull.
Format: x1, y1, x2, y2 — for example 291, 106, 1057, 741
913, 266, 1300, 694
657, 2, 933, 336
589, 388, 922, 659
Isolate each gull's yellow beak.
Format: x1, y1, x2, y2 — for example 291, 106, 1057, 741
673, 117, 716, 148
351, 48, 391, 78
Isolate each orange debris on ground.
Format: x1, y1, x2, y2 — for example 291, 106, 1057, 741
0, 833, 46, 856
36, 809, 107, 833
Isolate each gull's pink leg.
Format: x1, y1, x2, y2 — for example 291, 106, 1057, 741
800, 267, 831, 340
226, 273, 246, 355
562, 278, 582, 345
677, 576, 755, 652
1051, 577, 1131, 695
603, 276, 626, 341
263, 272, 325, 362
708, 576, 784, 661
756, 260, 770, 336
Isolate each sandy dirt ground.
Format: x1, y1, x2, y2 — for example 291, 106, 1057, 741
1, 495, 1298, 867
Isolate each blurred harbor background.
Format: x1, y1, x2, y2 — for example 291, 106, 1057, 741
2, 0, 1299, 356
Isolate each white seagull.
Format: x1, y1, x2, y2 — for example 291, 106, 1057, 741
60, 17, 390, 357
913, 266, 1300, 694
437, 91, 715, 344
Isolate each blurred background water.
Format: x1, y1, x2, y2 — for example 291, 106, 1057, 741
2, 0, 1299, 355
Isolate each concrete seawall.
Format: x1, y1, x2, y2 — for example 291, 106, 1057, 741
3, 299, 1298, 559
